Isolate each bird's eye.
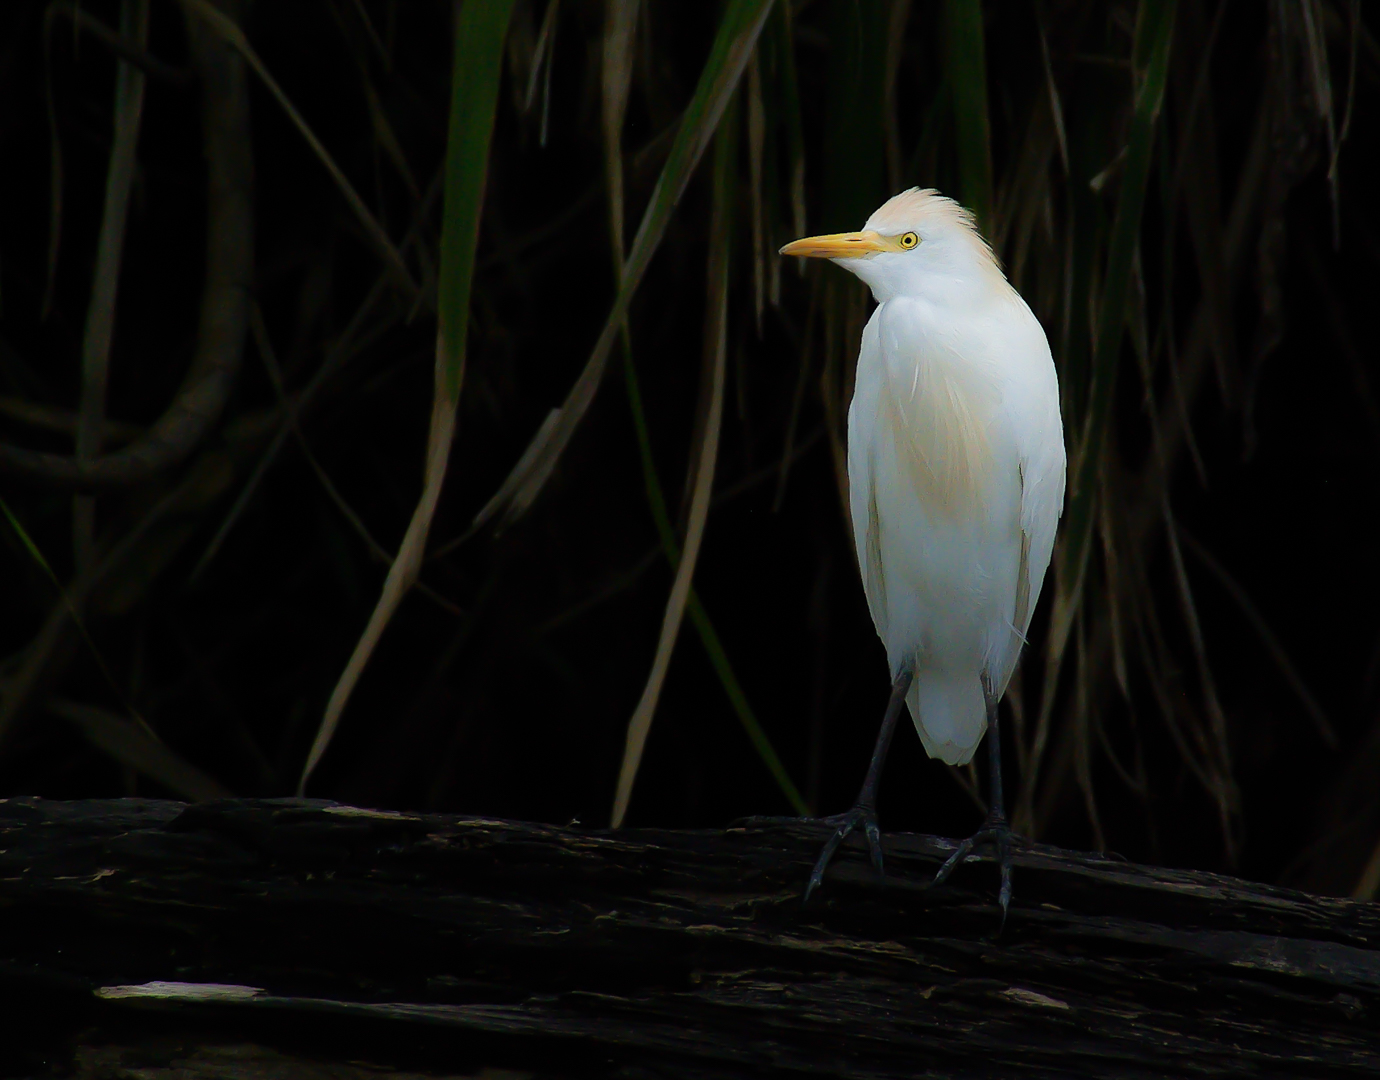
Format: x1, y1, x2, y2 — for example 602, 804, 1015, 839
899, 232, 919, 249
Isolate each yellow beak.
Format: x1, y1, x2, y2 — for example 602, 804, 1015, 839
779, 230, 889, 258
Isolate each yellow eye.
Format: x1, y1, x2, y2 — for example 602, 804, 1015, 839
899, 232, 919, 249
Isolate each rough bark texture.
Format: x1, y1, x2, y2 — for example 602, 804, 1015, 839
1, 797, 1378, 1078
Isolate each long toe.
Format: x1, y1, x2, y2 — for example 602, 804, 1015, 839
864, 817, 885, 877
932, 816, 1020, 923
803, 805, 883, 901
931, 834, 978, 888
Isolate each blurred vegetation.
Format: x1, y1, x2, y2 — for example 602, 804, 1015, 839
2, 0, 1379, 898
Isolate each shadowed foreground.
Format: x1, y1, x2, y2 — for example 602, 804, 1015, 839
1, 798, 1377, 1078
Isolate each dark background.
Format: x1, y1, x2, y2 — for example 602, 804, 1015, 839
2, 0, 1378, 899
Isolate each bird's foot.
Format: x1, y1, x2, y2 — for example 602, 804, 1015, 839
931, 814, 1018, 928
727, 810, 885, 899
803, 803, 885, 902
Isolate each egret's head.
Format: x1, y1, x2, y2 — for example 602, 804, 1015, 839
779, 188, 1004, 304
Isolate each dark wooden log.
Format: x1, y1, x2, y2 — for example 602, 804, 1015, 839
2, 797, 1378, 1078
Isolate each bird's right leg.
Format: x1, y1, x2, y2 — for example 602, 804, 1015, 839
802, 665, 914, 901
931, 673, 1016, 926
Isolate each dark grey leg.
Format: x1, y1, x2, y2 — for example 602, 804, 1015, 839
803, 665, 914, 901
931, 674, 1016, 926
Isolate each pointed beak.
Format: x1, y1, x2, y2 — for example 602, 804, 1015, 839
778, 230, 888, 258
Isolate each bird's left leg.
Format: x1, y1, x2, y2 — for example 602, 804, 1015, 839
931, 674, 1016, 925
802, 665, 914, 901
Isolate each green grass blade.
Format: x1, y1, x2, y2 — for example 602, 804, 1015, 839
747, 53, 767, 327
943, 0, 993, 233
620, 348, 809, 817
75, 0, 149, 571
816, 0, 889, 531
1017, 0, 1176, 832
1071, 0, 1177, 527
298, 0, 515, 794
1, 496, 58, 582
1, 497, 228, 798
822, 0, 889, 232
687, 594, 810, 814
771, 0, 806, 251
50, 699, 232, 802
602, 0, 639, 263
1175, 526, 1335, 747
598, 0, 806, 815
250, 303, 460, 616
434, 2, 513, 402
1, 496, 126, 703
177, 0, 418, 299
612, 95, 738, 827
469, 0, 776, 530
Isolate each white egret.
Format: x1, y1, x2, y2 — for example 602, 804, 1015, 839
780, 188, 1065, 918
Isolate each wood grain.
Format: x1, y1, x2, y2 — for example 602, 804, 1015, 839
2, 797, 1377, 1077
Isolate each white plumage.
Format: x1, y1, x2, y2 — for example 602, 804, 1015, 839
784, 188, 1065, 768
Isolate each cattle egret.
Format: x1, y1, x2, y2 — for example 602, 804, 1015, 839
780, 188, 1065, 919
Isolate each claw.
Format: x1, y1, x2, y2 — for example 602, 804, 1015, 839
803, 805, 885, 902
864, 818, 884, 876
931, 814, 1018, 928
799, 668, 911, 902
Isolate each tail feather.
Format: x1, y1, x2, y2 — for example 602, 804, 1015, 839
907, 674, 986, 765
